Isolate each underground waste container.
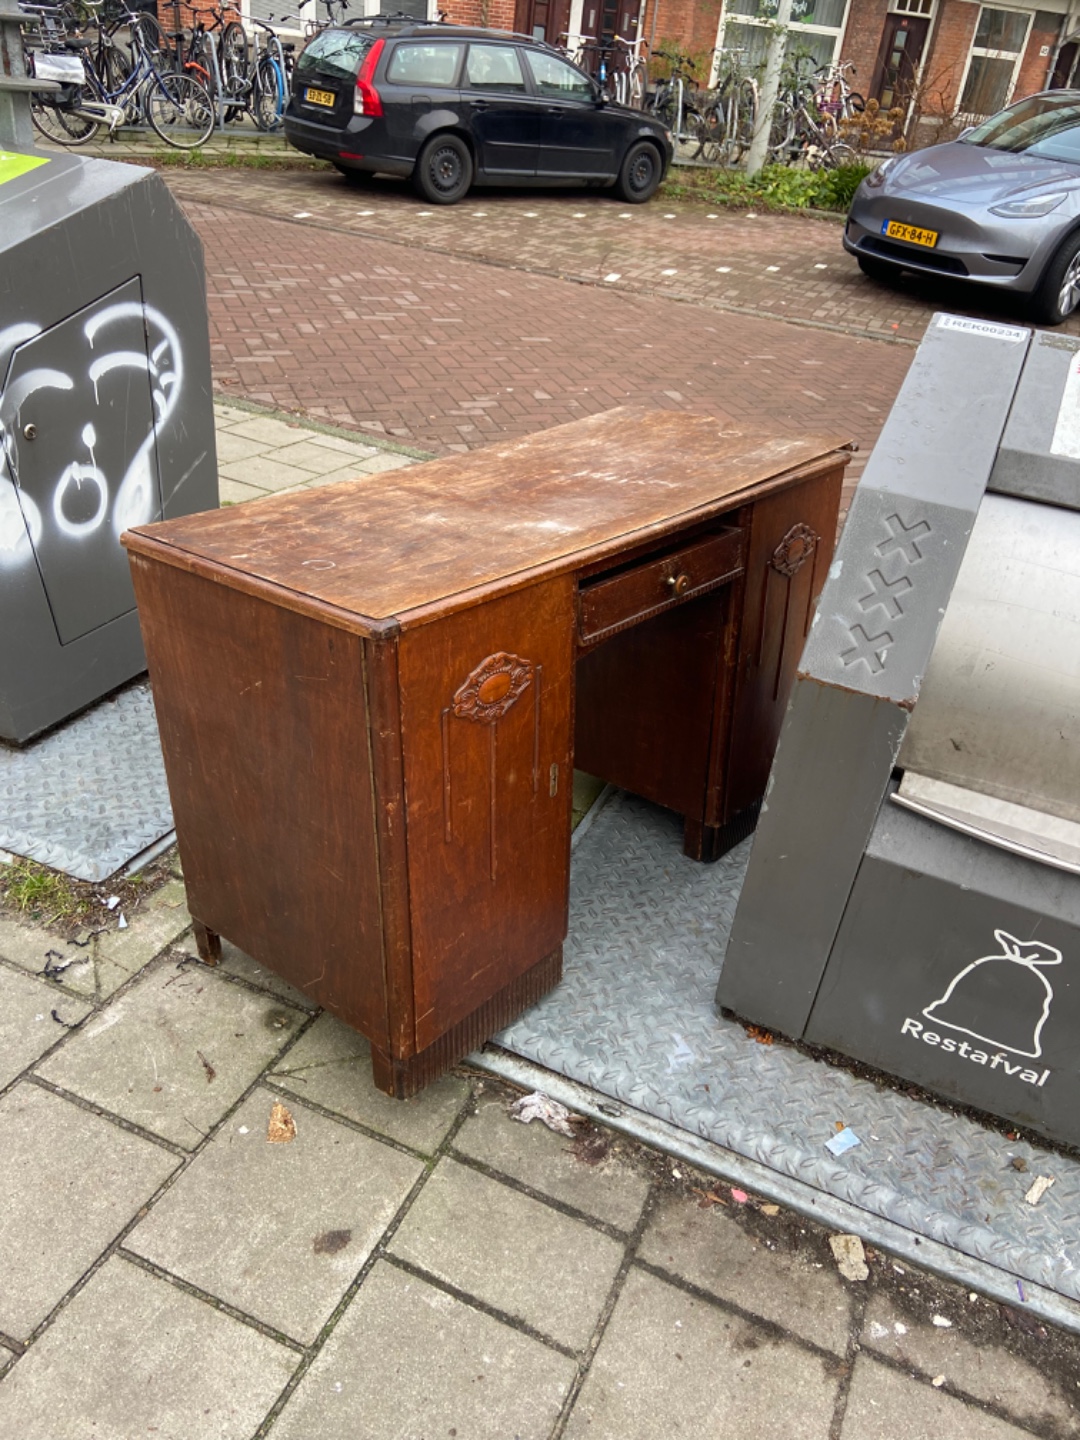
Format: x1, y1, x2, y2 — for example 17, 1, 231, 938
717, 314, 1080, 1149
0, 143, 217, 743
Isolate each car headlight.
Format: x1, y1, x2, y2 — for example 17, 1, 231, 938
989, 191, 1068, 218
864, 157, 898, 189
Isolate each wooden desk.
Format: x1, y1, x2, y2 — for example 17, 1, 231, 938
124, 409, 849, 1096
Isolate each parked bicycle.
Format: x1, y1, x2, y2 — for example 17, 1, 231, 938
648, 49, 706, 148
26, 0, 216, 148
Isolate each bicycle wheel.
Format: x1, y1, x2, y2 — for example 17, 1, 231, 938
252, 54, 284, 131
30, 92, 100, 145
693, 102, 724, 164
768, 100, 797, 161
144, 71, 214, 148
221, 21, 248, 91
730, 78, 757, 162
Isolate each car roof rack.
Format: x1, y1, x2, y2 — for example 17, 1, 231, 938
340, 12, 567, 52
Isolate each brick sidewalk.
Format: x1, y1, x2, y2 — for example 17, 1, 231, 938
182, 193, 911, 478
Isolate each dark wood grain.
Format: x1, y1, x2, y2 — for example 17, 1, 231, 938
129, 553, 390, 1045
126, 410, 848, 628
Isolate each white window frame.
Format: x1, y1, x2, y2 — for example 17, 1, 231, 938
955, 4, 1034, 122
711, 0, 852, 87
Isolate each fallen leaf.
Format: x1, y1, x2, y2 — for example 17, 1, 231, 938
267, 1101, 297, 1143
313, 1229, 352, 1255
196, 1050, 216, 1084
691, 1186, 728, 1208
744, 1024, 774, 1045
760, 1204, 780, 1217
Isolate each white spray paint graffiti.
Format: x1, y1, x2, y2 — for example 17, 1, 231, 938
0, 298, 184, 569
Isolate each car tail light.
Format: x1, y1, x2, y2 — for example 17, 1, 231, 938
354, 39, 384, 117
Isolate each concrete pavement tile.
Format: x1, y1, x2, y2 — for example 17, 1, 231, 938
389, 1157, 623, 1349
299, 432, 380, 459
454, 1093, 650, 1232
212, 403, 257, 426
638, 1195, 852, 1355
173, 932, 315, 1010
0, 1084, 177, 1340
270, 1013, 468, 1153
271, 1260, 574, 1440
83, 880, 192, 999
564, 1266, 839, 1440
36, 964, 304, 1149
840, 1357, 1037, 1439
264, 439, 371, 474
0, 967, 90, 1088
218, 454, 314, 491
220, 476, 272, 504
0, 1346, 14, 1377
0, 915, 59, 975
0, 1256, 296, 1440
355, 451, 418, 472
214, 430, 270, 464
128, 1088, 422, 1343
862, 1291, 1079, 1433
225, 415, 308, 445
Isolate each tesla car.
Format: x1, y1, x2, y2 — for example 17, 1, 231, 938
845, 91, 1080, 324
283, 19, 674, 206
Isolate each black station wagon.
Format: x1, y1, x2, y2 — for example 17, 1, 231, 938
283, 19, 674, 205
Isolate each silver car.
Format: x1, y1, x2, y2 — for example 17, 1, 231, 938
845, 91, 1080, 325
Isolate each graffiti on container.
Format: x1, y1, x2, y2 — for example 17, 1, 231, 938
0, 297, 184, 572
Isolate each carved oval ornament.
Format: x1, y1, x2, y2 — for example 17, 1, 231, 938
453, 652, 534, 723
770, 523, 819, 578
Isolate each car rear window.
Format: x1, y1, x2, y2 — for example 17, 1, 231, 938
964, 94, 1080, 165
386, 42, 463, 86
296, 29, 373, 82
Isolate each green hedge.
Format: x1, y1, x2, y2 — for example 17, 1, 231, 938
668, 162, 874, 214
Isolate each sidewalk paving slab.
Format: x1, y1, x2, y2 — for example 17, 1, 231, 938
638, 1191, 853, 1356
389, 1156, 624, 1350
127, 1086, 423, 1344
453, 1090, 651, 1232
36, 961, 306, 1150
563, 1265, 840, 1440
174, 932, 317, 1011
0, 1256, 297, 1440
0, 1084, 178, 1341
861, 1290, 1080, 1434
269, 1011, 470, 1154
270, 1259, 575, 1440
840, 1356, 1040, 1440
0, 968, 91, 1088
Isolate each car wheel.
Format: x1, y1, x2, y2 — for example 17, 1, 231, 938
1028, 231, 1080, 325
857, 253, 896, 284
413, 133, 473, 205
614, 141, 662, 204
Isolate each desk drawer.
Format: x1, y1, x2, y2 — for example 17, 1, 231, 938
578, 528, 745, 644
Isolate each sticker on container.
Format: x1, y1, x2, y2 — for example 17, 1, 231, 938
936, 315, 1026, 342
1051, 353, 1080, 460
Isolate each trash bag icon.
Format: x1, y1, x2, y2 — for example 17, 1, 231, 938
922, 930, 1062, 1059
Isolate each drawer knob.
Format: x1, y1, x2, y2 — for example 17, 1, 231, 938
667, 572, 692, 597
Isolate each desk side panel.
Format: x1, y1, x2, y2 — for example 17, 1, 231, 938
399, 578, 575, 1053
129, 554, 389, 1043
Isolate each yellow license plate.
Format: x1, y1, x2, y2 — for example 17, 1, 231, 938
305, 87, 335, 107
882, 219, 938, 248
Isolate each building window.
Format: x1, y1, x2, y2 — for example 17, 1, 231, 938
891, 0, 933, 15
713, 0, 851, 79
958, 6, 1033, 119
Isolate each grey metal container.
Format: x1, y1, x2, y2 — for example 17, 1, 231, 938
0, 143, 217, 743
717, 316, 1080, 1148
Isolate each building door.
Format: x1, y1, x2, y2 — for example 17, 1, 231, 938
872, 12, 931, 110
515, 0, 571, 44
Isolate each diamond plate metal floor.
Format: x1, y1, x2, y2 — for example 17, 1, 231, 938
0, 683, 172, 882
497, 789, 1080, 1306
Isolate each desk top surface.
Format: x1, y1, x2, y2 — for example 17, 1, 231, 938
127, 408, 849, 633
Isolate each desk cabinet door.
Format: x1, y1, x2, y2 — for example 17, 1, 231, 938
398, 577, 575, 1052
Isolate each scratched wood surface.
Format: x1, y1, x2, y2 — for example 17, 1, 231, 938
126, 409, 848, 630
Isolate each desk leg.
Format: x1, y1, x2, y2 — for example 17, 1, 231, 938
684, 801, 761, 863
370, 946, 563, 1099
191, 919, 222, 966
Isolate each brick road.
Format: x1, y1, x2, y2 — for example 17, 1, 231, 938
178, 185, 912, 480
